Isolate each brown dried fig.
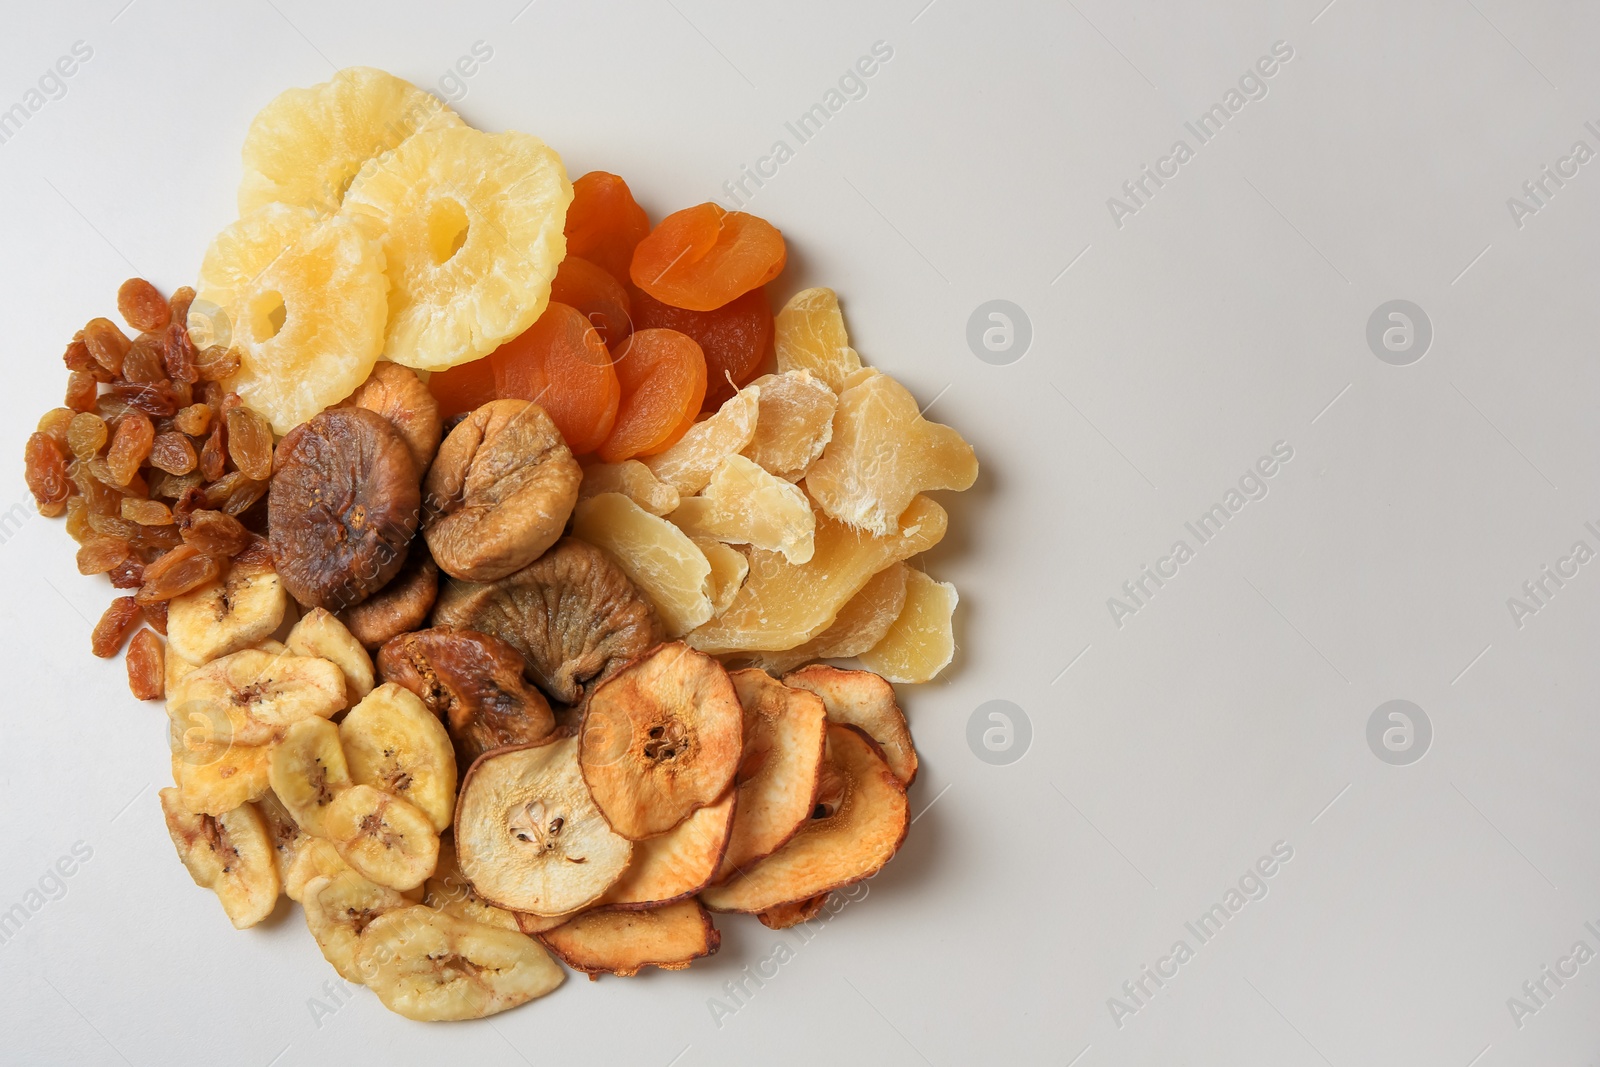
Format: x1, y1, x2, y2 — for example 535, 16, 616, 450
269, 407, 420, 610
422, 399, 581, 582
433, 538, 661, 706
378, 626, 556, 768
338, 362, 442, 475
339, 545, 439, 650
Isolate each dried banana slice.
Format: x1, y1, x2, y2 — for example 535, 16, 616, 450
302, 870, 412, 983
268, 717, 353, 837
255, 790, 311, 889
171, 746, 272, 817
168, 649, 346, 748
339, 683, 457, 832
424, 838, 520, 932
323, 784, 440, 892
455, 736, 633, 916
159, 789, 279, 928
286, 608, 375, 708
284, 838, 351, 903
166, 559, 288, 666
355, 906, 565, 1021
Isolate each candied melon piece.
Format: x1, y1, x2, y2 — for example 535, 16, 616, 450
643, 383, 760, 495
775, 288, 861, 392
686, 496, 947, 655
571, 493, 712, 637
859, 570, 958, 683
805, 371, 978, 536
669, 455, 814, 565
579, 459, 680, 516
744, 563, 908, 674
696, 539, 749, 616
741, 371, 836, 482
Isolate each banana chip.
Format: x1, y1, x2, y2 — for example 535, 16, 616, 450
340, 684, 457, 832
160, 789, 279, 928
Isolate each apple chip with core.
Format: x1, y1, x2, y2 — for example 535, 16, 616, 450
604, 792, 734, 908
455, 736, 634, 915
700, 724, 907, 912
714, 669, 827, 882
579, 643, 743, 839
538, 899, 720, 979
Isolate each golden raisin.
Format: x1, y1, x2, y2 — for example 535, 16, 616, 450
65, 370, 99, 413
135, 544, 221, 605
117, 279, 170, 333
107, 557, 143, 589
76, 536, 131, 575
199, 424, 226, 481
173, 404, 211, 437
65, 499, 93, 543
203, 472, 267, 517
91, 596, 143, 657
121, 498, 173, 526
24, 433, 71, 517
121, 334, 167, 383
148, 432, 197, 475
195, 346, 240, 382
105, 412, 155, 486
126, 628, 164, 699
67, 413, 109, 461
225, 407, 274, 480
83, 318, 130, 376
37, 408, 75, 450
141, 598, 169, 636
163, 322, 198, 384
169, 286, 196, 325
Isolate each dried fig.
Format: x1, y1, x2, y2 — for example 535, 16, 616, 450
378, 626, 557, 768
338, 361, 442, 475
422, 399, 581, 582
339, 545, 439, 650
269, 407, 421, 610
433, 538, 661, 706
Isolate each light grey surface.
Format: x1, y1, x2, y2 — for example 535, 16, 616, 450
1, 1, 1597, 1064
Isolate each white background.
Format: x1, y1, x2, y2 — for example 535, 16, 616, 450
1, 1, 1598, 1064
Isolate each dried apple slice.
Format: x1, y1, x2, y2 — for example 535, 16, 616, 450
356, 906, 565, 1020
859, 570, 959, 684
537, 899, 720, 979
572, 492, 714, 637
579, 459, 681, 516
744, 563, 908, 673
713, 670, 827, 883
686, 495, 947, 655
579, 643, 743, 839
700, 724, 907, 912
669, 454, 815, 564
643, 383, 760, 495
741, 370, 836, 481
784, 665, 917, 785
322, 783, 440, 891
604, 792, 734, 908
805, 371, 978, 536
757, 893, 829, 930
455, 736, 633, 915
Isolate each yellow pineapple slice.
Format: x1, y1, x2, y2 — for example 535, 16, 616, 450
341, 126, 572, 371
686, 496, 947, 655
644, 384, 761, 495
741, 371, 837, 481
859, 569, 958, 683
742, 562, 908, 673
775, 288, 862, 392
669, 455, 815, 564
695, 538, 749, 616
192, 203, 389, 434
579, 459, 680, 516
571, 493, 713, 638
805, 371, 978, 536
238, 67, 462, 216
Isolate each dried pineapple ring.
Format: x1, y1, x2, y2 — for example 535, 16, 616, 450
859, 569, 959, 683
805, 371, 979, 536
342, 126, 573, 371
193, 204, 389, 434
238, 66, 462, 215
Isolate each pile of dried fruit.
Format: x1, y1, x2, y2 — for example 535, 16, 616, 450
25, 67, 977, 1022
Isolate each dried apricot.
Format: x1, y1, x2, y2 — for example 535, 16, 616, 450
490, 302, 619, 456
669, 455, 815, 564
631, 204, 785, 313
741, 371, 835, 481
805, 371, 978, 536
551, 255, 632, 347
643, 383, 760, 495
774, 287, 862, 392
565, 171, 650, 286
427, 358, 498, 420
25, 433, 71, 517
629, 284, 773, 408
598, 329, 707, 463
859, 570, 958, 683
571, 493, 713, 638
118, 279, 170, 333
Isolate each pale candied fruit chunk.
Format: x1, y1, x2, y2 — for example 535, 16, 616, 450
740, 371, 836, 482
644, 384, 760, 495
670, 455, 815, 565
686, 495, 947, 655
695, 538, 749, 616
859, 569, 958, 683
744, 562, 908, 674
775, 288, 861, 392
579, 459, 680, 516
571, 492, 712, 638
805, 371, 978, 536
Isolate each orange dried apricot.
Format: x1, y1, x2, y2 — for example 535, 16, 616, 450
550, 255, 633, 348
630, 204, 785, 313
597, 329, 707, 463
489, 302, 620, 456
427, 358, 497, 420
565, 171, 651, 286
630, 284, 772, 408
